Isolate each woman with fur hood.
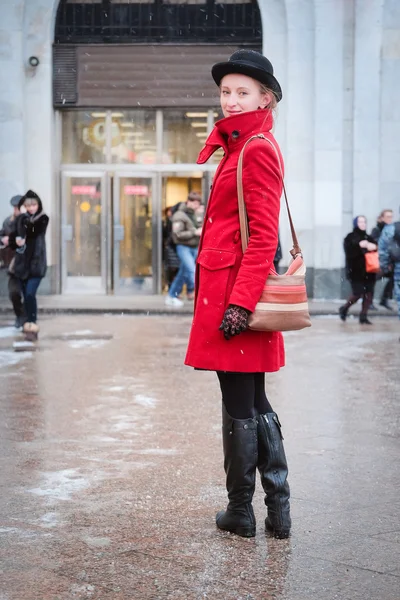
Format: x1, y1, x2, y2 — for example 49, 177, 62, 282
12, 190, 49, 340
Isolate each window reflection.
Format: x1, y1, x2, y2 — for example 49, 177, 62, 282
61, 108, 222, 164
62, 111, 107, 163
111, 111, 157, 164
163, 110, 208, 163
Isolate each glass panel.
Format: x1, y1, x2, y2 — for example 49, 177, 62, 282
65, 176, 103, 290
62, 111, 108, 164
111, 111, 156, 164
161, 173, 204, 290
163, 110, 208, 163
118, 177, 153, 293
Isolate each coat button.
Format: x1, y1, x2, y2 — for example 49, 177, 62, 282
232, 130, 240, 139
243, 424, 248, 430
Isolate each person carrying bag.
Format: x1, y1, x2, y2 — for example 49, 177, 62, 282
184, 50, 302, 539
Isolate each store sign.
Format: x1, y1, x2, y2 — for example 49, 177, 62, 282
124, 185, 149, 196
72, 185, 97, 196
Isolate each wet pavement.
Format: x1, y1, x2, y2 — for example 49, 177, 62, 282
0, 314, 399, 600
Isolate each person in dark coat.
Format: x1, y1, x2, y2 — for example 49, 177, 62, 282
12, 190, 49, 340
370, 209, 394, 310
185, 50, 290, 540
0, 195, 25, 327
162, 206, 180, 289
339, 215, 377, 324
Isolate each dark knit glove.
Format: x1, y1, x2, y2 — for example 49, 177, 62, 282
219, 305, 250, 341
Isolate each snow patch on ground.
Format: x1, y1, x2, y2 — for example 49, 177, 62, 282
67, 329, 95, 336
68, 339, 108, 349
38, 512, 59, 528
139, 448, 178, 456
0, 350, 32, 369
134, 394, 157, 408
27, 469, 90, 501
0, 326, 18, 339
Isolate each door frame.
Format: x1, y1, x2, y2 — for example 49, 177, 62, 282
112, 172, 160, 294
59, 164, 217, 295
61, 170, 109, 294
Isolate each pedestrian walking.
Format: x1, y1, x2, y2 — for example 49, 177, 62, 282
162, 206, 180, 290
13, 190, 49, 340
184, 50, 290, 539
378, 212, 400, 325
0, 195, 26, 328
165, 192, 203, 308
370, 209, 394, 310
339, 216, 378, 324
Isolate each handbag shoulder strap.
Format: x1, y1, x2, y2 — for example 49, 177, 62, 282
237, 133, 302, 258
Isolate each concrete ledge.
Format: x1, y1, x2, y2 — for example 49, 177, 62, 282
0, 295, 397, 317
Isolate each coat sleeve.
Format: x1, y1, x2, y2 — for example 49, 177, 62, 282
229, 139, 281, 313
344, 233, 363, 258
27, 215, 49, 238
172, 220, 196, 242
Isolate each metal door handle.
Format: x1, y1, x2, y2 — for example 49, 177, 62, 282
62, 224, 73, 241
114, 224, 125, 241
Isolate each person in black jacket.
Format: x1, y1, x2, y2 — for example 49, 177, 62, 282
339, 215, 377, 324
12, 190, 49, 340
0, 194, 25, 327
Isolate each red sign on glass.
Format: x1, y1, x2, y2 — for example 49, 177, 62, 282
72, 185, 97, 196
124, 185, 149, 196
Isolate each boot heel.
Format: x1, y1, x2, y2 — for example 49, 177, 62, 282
236, 526, 256, 538
265, 517, 290, 539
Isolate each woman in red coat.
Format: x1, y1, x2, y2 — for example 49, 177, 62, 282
185, 50, 291, 539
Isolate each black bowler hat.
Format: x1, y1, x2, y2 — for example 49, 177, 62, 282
212, 49, 282, 102
10, 194, 23, 207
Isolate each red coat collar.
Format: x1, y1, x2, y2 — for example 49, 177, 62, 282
197, 109, 274, 164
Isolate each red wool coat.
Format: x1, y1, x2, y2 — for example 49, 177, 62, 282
184, 109, 285, 373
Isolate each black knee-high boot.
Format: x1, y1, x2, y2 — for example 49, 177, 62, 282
257, 412, 291, 539
216, 404, 258, 538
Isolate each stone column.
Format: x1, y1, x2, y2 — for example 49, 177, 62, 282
380, 0, 400, 216
0, 1, 25, 220
23, 0, 59, 291
283, 0, 315, 292
260, 0, 287, 155
353, 0, 384, 223
313, 0, 345, 298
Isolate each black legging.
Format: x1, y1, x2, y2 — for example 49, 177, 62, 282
216, 372, 274, 420
342, 291, 373, 315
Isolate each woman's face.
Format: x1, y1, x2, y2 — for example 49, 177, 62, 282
25, 201, 39, 215
220, 73, 272, 118
357, 216, 367, 231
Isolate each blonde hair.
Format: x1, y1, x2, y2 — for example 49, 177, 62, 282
259, 84, 278, 110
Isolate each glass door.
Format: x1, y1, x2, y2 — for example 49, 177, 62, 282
61, 172, 108, 294
113, 175, 158, 294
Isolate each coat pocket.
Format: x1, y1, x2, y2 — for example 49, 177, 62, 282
197, 249, 236, 310
197, 248, 236, 271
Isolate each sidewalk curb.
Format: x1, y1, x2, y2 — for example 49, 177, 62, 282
0, 307, 397, 317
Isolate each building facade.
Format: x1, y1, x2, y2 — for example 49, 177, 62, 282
0, 0, 399, 298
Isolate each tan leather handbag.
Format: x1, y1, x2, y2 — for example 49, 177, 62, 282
237, 134, 311, 332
